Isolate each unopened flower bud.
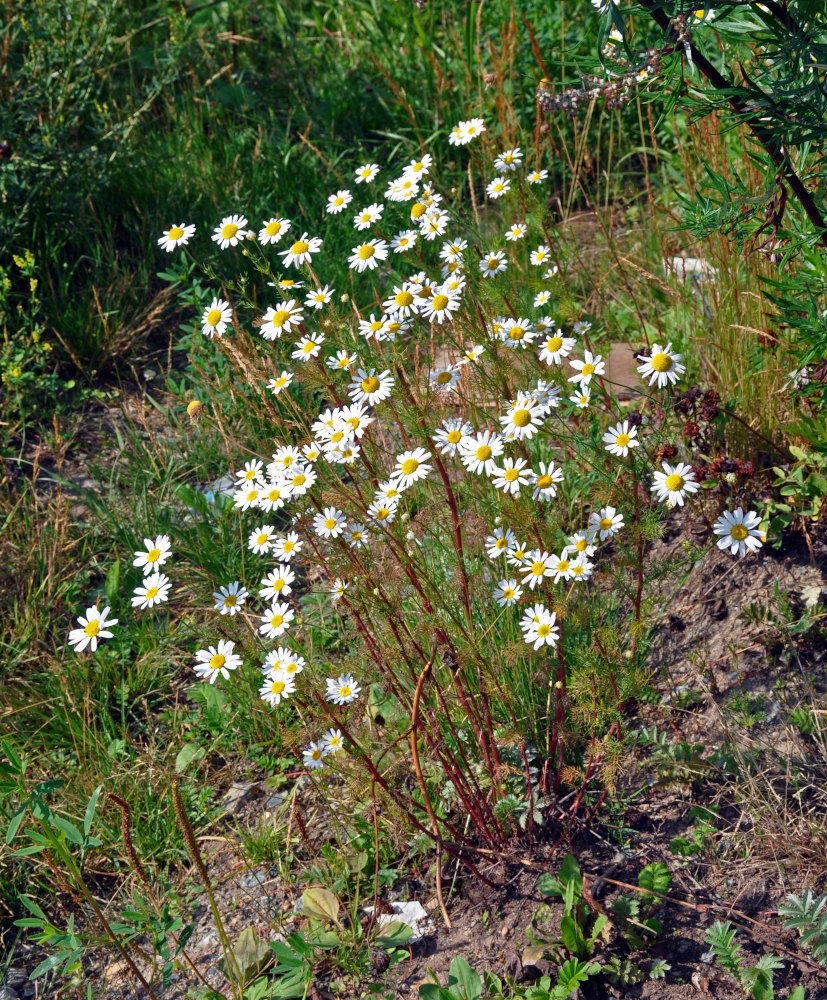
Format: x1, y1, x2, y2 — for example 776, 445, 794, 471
187, 400, 205, 421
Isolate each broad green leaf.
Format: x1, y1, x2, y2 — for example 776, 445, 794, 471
83, 785, 102, 837
175, 742, 206, 773
302, 887, 340, 923
448, 956, 482, 1000
376, 920, 414, 947
104, 559, 121, 604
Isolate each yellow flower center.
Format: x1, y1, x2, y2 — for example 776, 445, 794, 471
311, 748, 322, 760
168, 226, 184, 240
402, 458, 419, 475
476, 445, 492, 461
257, 533, 269, 545
538, 624, 551, 637
377, 508, 390, 519
546, 336, 563, 352
275, 377, 287, 387
266, 220, 282, 235
293, 474, 306, 486
146, 547, 161, 563
244, 468, 257, 480
504, 468, 519, 482
358, 244, 375, 260
665, 473, 684, 491
581, 363, 595, 376
558, 560, 569, 573
572, 565, 583, 575
495, 538, 508, 549
504, 154, 514, 163
221, 223, 238, 239
270, 614, 284, 627
84, 619, 101, 637
431, 294, 449, 311
436, 371, 454, 385
616, 433, 630, 447
224, 595, 237, 607
145, 586, 159, 600
370, 320, 383, 332
273, 578, 285, 590
286, 661, 298, 672
537, 474, 552, 489
302, 342, 315, 353
209, 654, 225, 671
396, 291, 414, 308
599, 517, 613, 530
330, 430, 344, 443
271, 680, 285, 694
651, 352, 672, 372
291, 240, 309, 255
206, 309, 222, 327
509, 327, 525, 340
503, 588, 514, 599
352, 532, 362, 541
575, 538, 587, 551
284, 541, 294, 552
268, 488, 281, 501
340, 686, 351, 698
411, 202, 427, 219
273, 309, 290, 327
730, 524, 749, 541
247, 489, 259, 501
325, 518, 336, 529
362, 376, 380, 393
487, 259, 500, 270
531, 561, 545, 576
447, 429, 461, 443
512, 409, 531, 427
386, 321, 401, 334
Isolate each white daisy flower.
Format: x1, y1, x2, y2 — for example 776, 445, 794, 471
534, 290, 552, 308
305, 284, 334, 310
259, 672, 296, 706
479, 251, 508, 277
212, 214, 248, 250
486, 526, 517, 560
259, 566, 296, 601
603, 420, 640, 458
131, 572, 171, 610
348, 368, 394, 406
492, 457, 531, 496
279, 233, 322, 268
713, 507, 764, 557
260, 301, 303, 340
391, 229, 418, 253
493, 578, 523, 607
353, 202, 384, 231
651, 462, 700, 507
494, 147, 523, 172
327, 349, 358, 371
158, 223, 195, 252
213, 581, 248, 616
248, 525, 277, 555
486, 177, 511, 199
194, 639, 242, 683
314, 507, 347, 539
430, 366, 461, 393
303, 742, 326, 769
521, 550, 554, 590
548, 553, 575, 583
68, 605, 119, 653
259, 217, 291, 245
267, 371, 293, 395
588, 506, 624, 540
273, 532, 303, 562
330, 578, 349, 601
532, 461, 564, 500
325, 672, 361, 705
326, 190, 353, 214
539, 333, 576, 366
568, 350, 605, 387
459, 430, 504, 475
348, 238, 389, 272
393, 448, 432, 490
322, 728, 344, 754
526, 169, 549, 185
133, 535, 172, 575
259, 601, 295, 639
505, 224, 528, 243
292, 333, 325, 362
434, 418, 473, 456
355, 163, 379, 184
201, 298, 233, 339
636, 342, 686, 388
